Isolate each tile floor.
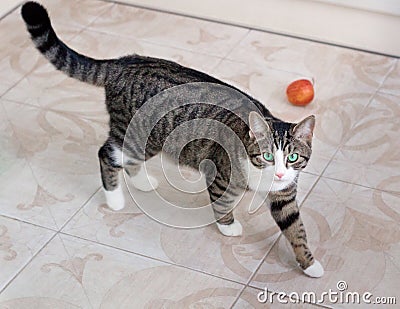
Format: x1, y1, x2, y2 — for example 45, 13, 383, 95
0, 0, 399, 308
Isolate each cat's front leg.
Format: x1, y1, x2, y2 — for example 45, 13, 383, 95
207, 174, 242, 237
269, 192, 324, 278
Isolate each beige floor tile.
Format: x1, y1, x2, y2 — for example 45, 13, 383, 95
67, 28, 223, 73
380, 60, 400, 96
0, 102, 22, 176
226, 30, 396, 93
1, 100, 107, 229
324, 92, 400, 193
0, 9, 82, 97
249, 177, 400, 307
0, 234, 244, 308
40, 0, 113, 29
0, 7, 84, 56
0, 0, 110, 96
63, 188, 281, 283
88, 3, 248, 57
0, 102, 57, 228
3, 64, 104, 109
0, 216, 54, 291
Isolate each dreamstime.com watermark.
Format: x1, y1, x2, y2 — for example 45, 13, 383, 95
257, 281, 397, 305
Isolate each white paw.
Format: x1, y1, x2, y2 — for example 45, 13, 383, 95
131, 174, 159, 192
216, 220, 243, 237
104, 186, 125, 211
303, 260, 324, 278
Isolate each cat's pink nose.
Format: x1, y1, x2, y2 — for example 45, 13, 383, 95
275, 173, 284, 179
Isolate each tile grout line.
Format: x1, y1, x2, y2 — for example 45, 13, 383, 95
0, 231, 58, 295
0, 214, 58, 233
58, 231, 249, 287
0, 1, 114, 101
318, 57, 398, 182
373, 58, 398, 98
319, 174, 400, 196
100, 0, 399, 59
58, 187, 102, 232
84, 25, 313, 80
1, 2, 116, 232
83, 26, 227, 61
220, 28, 251, 62
0, 0, 24, 20
0, 100, 61, 229
359, 59, 398, 114
81, 8, 241, 62
0, 3, 123, 297
0, 185, 102, 296
57, 234, 96, 309
229, 234, 283, 307
228, 284, 247, 309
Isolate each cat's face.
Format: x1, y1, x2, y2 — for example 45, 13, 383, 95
246, 112, 315, 192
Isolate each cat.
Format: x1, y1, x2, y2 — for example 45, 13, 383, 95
21, 1, 323, 277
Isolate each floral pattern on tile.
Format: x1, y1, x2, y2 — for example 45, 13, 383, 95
40, 0, 113, 29
379, 59, 400, 96
63, 157, 318, 283
324, 92, 400, 192
226, 30, 395, 93
250, 178, 400, 306
0, 216, 54, 291
0, 225, 17, 262
0, 9, 82, 97
1, 100, 106, 229
0, 234, 244, 308
88, 3, 248, 57
67, 28, 224, 73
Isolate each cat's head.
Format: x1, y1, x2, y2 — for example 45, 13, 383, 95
247, 111, 315, 191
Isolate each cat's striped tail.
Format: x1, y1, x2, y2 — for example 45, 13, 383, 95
21, 1, 109, 87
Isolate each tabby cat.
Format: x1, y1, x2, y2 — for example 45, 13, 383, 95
21, 1, 323, 277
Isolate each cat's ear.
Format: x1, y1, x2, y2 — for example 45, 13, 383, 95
292, 115, 315, 142
248, 111, 271, 139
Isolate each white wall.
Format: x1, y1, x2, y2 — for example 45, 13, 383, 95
311, 0, 400, 16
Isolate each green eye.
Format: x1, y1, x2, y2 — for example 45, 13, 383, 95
288, 153, 299, 163
263, 152, 274, 162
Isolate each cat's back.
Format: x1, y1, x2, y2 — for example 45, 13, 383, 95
112, 54, 223, 92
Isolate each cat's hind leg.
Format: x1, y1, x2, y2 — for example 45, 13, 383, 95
98, 142, 125, 211
125, 163, 159, 192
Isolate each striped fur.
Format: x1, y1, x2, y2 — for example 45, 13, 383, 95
21, 2, 321, 275
269, 184, 314, 270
